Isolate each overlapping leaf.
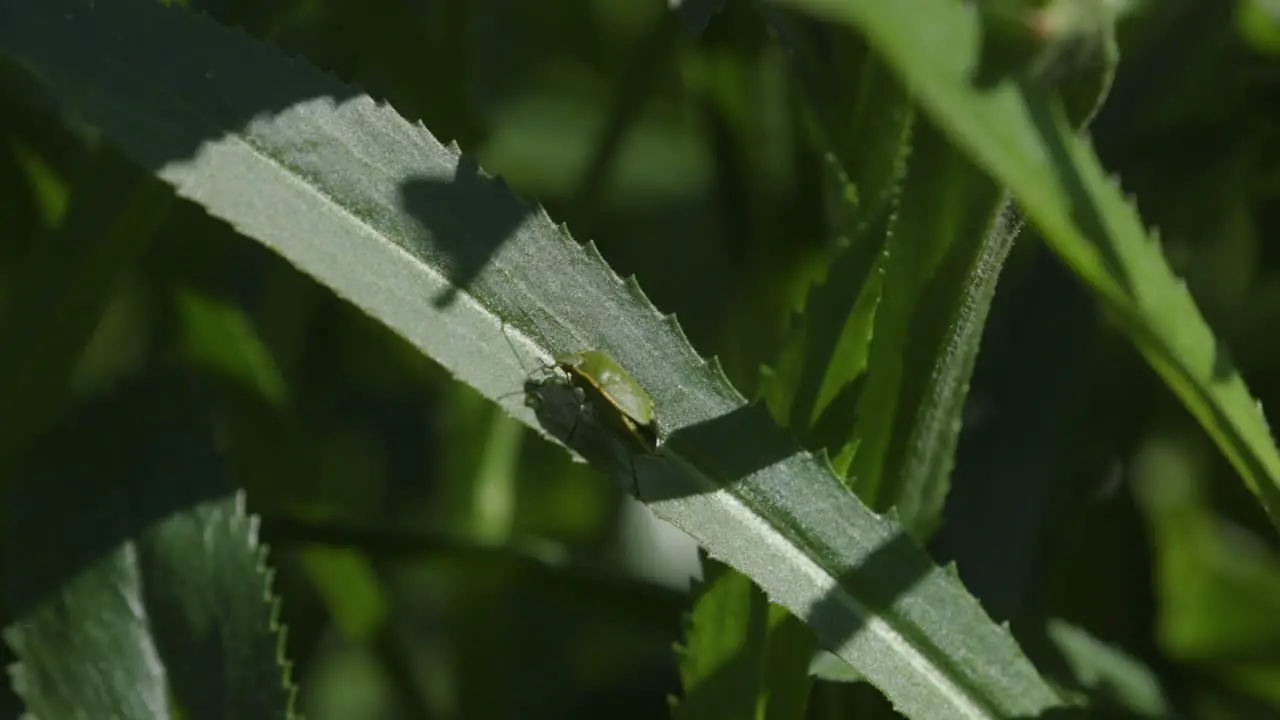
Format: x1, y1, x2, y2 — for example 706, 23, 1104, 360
849, 123, 1017, 539
0, 1, 1063, 716
671, 559, 813, 720
0, 149, 170, 460
779, 0, 1280, 531
3, 378, 296, 719
756, 14, 913, 474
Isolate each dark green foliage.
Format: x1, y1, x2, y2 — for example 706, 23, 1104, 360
0, 0, 1277, 718
4, 376, 296, 719
671, 558, 813, 720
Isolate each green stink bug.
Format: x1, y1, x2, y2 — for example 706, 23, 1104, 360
500, 315, 663, 495
514, 343, 662, 495
554, 350, 661, 454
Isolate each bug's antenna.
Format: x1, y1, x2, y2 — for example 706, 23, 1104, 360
499, 299, 559, 380
500, 319, 533, 377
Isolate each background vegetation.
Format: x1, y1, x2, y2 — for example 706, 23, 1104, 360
0, 0, 1279, 718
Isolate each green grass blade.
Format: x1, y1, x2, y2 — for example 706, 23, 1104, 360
757, 15, 913, 475
779, 0, 1280, 530
850, 122, 1016, 538
0, 1, 1063, 715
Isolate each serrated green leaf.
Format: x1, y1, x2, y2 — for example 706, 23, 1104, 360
672, 558, 814, 720
672, 560, 769, 720
3, 377, 297, 720
756, 17, 913, 473
263, 512, 692, 645
0, 2, 1064, 715
809, 377, 864, 473
1238, 0, 1280, 54
763, 13, 915, 239
294, 547, 388, 642
136, 494, 298, 720
849, 122, 1016, 538
759, 232, 882, 459
778, 0, 1280, 533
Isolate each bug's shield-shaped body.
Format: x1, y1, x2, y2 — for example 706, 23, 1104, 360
522, 349, 662, 497
524, 375, 643, 495
554, 351, 660, 452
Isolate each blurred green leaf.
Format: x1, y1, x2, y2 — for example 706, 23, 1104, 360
1042, 619, 1172, 718
756, 22, 912, 472
671, 0, 726, 34
1133, 429, 1280, 707
779, 0, 1280, 534
973, 0, 1125, 130
175, 287, 290, 409
3, 377, 297, 719
758, 222, 882, 468
0, 148, 170, 461
1236, 0, 1280, 54
480, 93, 711, 207
849, 122, 1016, 539
0, 0, 1066, 715
672, 558, 813, 720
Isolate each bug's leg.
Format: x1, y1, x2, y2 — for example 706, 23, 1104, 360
629, 452, 640, 498
564, 405, 582, 444
500, 316, 562, 389
565, 386, 587, 443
